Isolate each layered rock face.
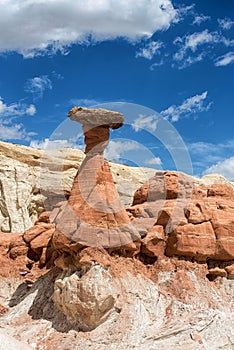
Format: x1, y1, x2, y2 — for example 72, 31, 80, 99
0, 141, 84, 233
19, 170, 234, 276
0, 171, 233, 347
1, 241, 234, 349
0, 141, 154, 233
0, 111, 234, 349
130, 171, 234, 267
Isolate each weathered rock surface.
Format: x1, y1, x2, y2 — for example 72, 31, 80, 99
0, 136, 234, 349
68, 106, 124, 129
129, 170, 234, 265
0, 330, 32, 350
9, 169, 233, 280
54, 264, 115, 330
0, 140, 155, 233
53, 107, 141, 248
0, 247, 233, 350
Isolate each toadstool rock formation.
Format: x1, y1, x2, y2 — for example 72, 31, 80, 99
52, 106, 140, 249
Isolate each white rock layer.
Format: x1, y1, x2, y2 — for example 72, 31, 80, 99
0, 141, 155, 233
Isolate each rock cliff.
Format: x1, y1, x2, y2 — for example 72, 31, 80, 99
0, 139, 234, 349
0, 140, 155, 233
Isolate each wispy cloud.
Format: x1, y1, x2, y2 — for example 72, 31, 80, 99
136, 41, 163, 60
69, 98, 102, 107
132, 114, 158, 132
218, 18, 234, 30
24, 75, 52, 99
150, 60, 164, 70
174, 30, 218, 58
215, 52, 234, 67
0, 0, 179, 57
0, 97, 36, 117
189, 140, 234, 155
173, 29, 234, 68
161, 91, 211, 122
30, 138, 83, 150
192, 14, 210, 26
175, 4, 195, 20
0, 96, 36, 141
52, 71, 64, 80
0, 119, 37, 141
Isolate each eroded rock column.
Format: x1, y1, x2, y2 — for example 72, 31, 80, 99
52, 107, 140, 249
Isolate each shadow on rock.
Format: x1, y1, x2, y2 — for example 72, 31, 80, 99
8, 267, 80, 333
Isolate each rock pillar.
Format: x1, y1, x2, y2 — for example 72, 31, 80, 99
52, 106, 140, 248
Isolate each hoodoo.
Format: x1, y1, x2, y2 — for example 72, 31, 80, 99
52, 106, 140, 249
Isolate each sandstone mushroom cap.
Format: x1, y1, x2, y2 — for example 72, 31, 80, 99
68, 106, 124, 129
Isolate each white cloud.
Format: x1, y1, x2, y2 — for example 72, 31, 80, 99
188, 140, 234, 178
25, 104, 37, 116
132, 114, 158, 132
0, 97, 36, 140
203, 157, 234, 181
173, 29, 234, 68
0, 120, 30, 141
105, 140, 140, 161
174, 30, 218, 60
0, 0, 178, 57
218, 18, 234, 30
146, 157, 162, 165
136, 41, 163, 60
69, 98, 101, 107
30, 138, 82, 150
0, 97, 36, 117
24, 75, 52, 99
150, 60, 164, 70
175, 52, 205, 70
185, 30, 216, 51
161, 91, 211, 122
189, 140, 234, 155
215, 52, 234, 67
192, 15, 210, 26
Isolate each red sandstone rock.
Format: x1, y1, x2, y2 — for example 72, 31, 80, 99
166, 222, 216, 261
133, 182, 149, 205
52, 229, 83, 254
0, 232, 24, 252
131, 172, 234, 263
225, 264, 234, 279
23, 225, 47, 243
208, 267, 227, 278
141, 225, 165, 258
186, 201, 210, 224
52, 107, 140, 250
13, 135, 234, 279
207, 184, 234, 198
9, 245, 28, 260
35, 211, 50, 224
210, 200, 234, 260
132, 171, 193, 205
126, 204, 149, 218
0, 233, 28, 260
131, 218, 157, 237
30, 228, 55, 249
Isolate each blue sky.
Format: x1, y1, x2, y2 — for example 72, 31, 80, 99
0, 0, 234, 180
